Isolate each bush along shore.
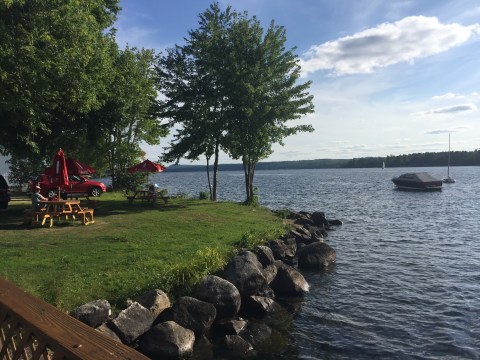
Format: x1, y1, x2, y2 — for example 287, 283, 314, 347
69, 210, 340, 359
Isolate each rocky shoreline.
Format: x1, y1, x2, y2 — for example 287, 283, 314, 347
69, 210, 340, 359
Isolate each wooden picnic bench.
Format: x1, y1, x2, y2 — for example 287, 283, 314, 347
127, 189, 169, 205
29, 200, 94, 227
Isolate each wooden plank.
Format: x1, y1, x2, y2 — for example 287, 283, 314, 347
0, 278, 149, 360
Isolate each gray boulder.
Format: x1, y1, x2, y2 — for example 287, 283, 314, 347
311, 211, 330, 228
221, 251, 273, 300
262, 264, 277, 285
268, 239, 287, 260
109, 302, 154, 344
135, 289, 170, 317
240, 322, 272, 348
194, 275, 241, 320
328, 219, 343, 226
244, 296, 283, 317
213, 318, 248, 335
139, 321, 195, 360
95, 323, 122, 343
298, 241, 336, 270
171, 296, 216, 336
70, 299, 111, 328
283, 237, 297, 259
293, 216, 314, 226
223, 335, 255, 358
270, 263, 309, 297
252, 245, 275, 267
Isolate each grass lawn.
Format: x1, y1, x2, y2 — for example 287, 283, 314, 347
0, 192, 286, 311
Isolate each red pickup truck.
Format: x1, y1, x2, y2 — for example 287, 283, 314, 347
31, 174, 106, 198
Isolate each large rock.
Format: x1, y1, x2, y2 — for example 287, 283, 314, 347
109, 302, 154, 344
328, 219, 343, 226
268, 239, 287, 260
135, 289, 170, 317
213, 318, 248, 335
95, 323, 121, 343
282, 237, 297, 259
244, 296, 283, 317
171, 296, 216, 336
221, 251, 273, 300
194, 275, 241, 320
262, 264, 277, 285
223, 335, 255, 359
311, 211, 330, 229
240, 322, 272, 348
297, 241, 336, 270
252, 246, 275, 267
69, 299, 111, 328
139, 321, 195, 360
270, 263, 309, 297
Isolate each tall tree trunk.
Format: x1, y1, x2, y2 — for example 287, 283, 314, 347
206, 155, 212, 200
212, 139, 220, 201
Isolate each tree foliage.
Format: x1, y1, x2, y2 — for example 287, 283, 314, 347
157, 2, 314, 202
0, 0, 120, 158
224, 14, 314, 202
0, 1, 167, 187
85, 46, 167, 189
157, 3, 234, 200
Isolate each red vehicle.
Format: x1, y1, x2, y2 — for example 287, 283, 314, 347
31, 174, 106, 198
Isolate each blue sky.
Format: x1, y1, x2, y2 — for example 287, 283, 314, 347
115, 0, 480, 163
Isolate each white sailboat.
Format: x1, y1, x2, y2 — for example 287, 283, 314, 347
382, 161, 385, 169
443, 133, 456, 183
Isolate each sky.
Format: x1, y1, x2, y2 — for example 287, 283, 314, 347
115, 0, 480, 164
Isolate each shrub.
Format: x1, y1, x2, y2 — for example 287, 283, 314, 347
199, 191, 210, 200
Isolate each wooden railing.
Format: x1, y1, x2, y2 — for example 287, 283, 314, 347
0, 278, 149, 360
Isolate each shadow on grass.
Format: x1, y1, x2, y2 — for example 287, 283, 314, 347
0, 197, 249, 231
0, 198, 194, 230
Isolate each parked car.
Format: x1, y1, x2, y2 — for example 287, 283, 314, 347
31, 174, 106, 198
0, 174, 10, 209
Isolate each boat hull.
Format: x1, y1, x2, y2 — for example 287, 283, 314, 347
392, 172, 443, 191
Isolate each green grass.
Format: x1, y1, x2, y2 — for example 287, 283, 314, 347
0, 193, 286, 311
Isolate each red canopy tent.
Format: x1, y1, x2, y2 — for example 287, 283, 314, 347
66, 158, 97, 175
44, 149, 69, 198
128, 159, 166, 184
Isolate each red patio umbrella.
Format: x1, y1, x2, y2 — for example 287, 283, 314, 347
44, 149, 69, 198
128, 159, 166, 184
66, 158, 97, 175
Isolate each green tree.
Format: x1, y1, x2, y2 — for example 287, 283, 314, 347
224, 14, 314, 203
86, 46, 167, 189
0, 0, 119, 158
157, 3, 234, 200
158, 3, 314, 203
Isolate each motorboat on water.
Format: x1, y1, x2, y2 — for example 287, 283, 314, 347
392, 172, 443, 191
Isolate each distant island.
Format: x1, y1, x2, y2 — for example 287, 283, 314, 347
166, 150, 480, 172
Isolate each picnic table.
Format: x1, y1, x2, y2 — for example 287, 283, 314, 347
127, 189, 169, 205
31, 200, 94, 227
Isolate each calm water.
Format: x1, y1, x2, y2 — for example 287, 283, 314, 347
106, 167, 480, 359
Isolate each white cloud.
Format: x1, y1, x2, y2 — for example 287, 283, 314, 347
300, 16, 480, 76
413, 103, 477, 116
432, 92, 480, 100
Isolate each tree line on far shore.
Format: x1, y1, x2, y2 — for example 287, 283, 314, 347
165, 149, 480, 172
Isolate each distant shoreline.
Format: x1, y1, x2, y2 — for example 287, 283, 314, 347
166, 150, 480, 172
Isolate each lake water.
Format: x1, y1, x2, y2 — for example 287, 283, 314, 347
105, 167, 480, 359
